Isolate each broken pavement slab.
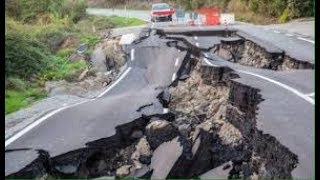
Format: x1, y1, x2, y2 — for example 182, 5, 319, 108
200, 161, 232, 179
5, 24, 313, 179
5, 149, 40, 177
150, 137, 183, 179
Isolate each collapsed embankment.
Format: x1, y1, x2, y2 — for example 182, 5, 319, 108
158, 27, 314, 71
214, 34, 314, 71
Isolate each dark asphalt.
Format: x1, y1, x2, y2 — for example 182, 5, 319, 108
5, 32, 187, 176
5, 23, 314, 178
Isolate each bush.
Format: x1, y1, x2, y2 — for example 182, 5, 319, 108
36, 26, 69, 52
61, 0, 87, 23
41, 56, 87, 81
5, 77, 27, 90
278, 7, 290, 23
5, 0, 87, 23
5, 32, 51, 79
5, 88, 47, 114
271, 0, 287, 17
248, 0, 259, 13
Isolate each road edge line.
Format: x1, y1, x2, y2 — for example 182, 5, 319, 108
203, 57, 314, 105
6, 67, 132, 147
5, 100, 91, 147
97, 67, 132, 98
237, 70, 314, 105
297, 37, 315, 44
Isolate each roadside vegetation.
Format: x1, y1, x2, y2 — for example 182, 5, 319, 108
5, 0, 145, 114
89, 0, 314, 24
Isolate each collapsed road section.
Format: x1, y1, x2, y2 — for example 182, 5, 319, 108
158, 26, 314, 71
5, 26, 312, 179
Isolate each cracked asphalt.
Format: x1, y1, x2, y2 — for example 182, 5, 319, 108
5, 10, 314, 179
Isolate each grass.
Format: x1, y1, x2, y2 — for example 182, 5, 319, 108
227, 0, 277, 24
41, 57, 88, 81
5, 14, 145, 115
5, 88, 47, 115
106, 15, 146, 27
5, 58, 87, 115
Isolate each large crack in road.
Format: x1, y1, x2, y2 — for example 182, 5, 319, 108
5, 27, 310, 179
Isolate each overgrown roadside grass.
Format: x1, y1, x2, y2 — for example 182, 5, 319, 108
5, 88, 47, 115
104, 15, 146, 27
5, 13, 145, 115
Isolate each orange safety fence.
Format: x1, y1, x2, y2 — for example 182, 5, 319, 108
195, 8, 220, 25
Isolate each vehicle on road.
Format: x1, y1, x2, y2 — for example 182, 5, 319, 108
150, 3, 174, 22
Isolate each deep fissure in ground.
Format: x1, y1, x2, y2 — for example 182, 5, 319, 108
6, 32, 299, 179
213, 35, 314, 70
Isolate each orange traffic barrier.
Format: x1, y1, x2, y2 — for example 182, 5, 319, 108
195, 8, 220, 25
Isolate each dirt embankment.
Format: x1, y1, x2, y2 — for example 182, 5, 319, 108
45, 37, 126, 98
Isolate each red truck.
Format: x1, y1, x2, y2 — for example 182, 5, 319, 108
150, 3, 174, 22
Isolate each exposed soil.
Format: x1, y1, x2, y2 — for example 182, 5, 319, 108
215, 37, 314, 70
6, 30, 299, 180
7, 50, 298, 180
44, 37, 127, 98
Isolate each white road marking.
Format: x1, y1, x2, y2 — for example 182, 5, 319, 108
285, 33, 294, 37
174, 58, 179, 67
203, 58, 314, 105
195, 42, 199, 47
194, 36, 198, 40
172, 73, 176, 82
178, 49, 181, 52
131, 49, 135, 61
273, 30, 280, 33
163, 108, 169, 114
297, 37, 315, 44
97, 67, 132, 98
203, 58, 218, 67
151, 23, 155, 29
5, 67, 133, 147
305, 92, 314, 97
5, 100, 92, 147
237, 70, 314, 105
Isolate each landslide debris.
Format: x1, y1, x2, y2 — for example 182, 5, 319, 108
6, 33, 299, 180
44, 37, 127, 98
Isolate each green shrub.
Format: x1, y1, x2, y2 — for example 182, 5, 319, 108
56, 48, 75, 58
279, 7, 290, 23
248, 0, 259, 13
5, 88, 47, 114
80, 35, 101, 47
5, 77, 28, 90
5, 32, 51, 79
61, 0, 87, 23
271, 0, 287, 17
5, 0, 87, 23
42, 56, 87, 81
36, 26, 69, 52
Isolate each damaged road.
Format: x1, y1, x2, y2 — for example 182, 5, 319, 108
5, 25, 313, 179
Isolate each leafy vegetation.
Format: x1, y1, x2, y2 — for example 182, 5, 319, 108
5, 0, 145, 114
175, 0, 314, 23
89, 0, 313, 24
5, 88, 47, 115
